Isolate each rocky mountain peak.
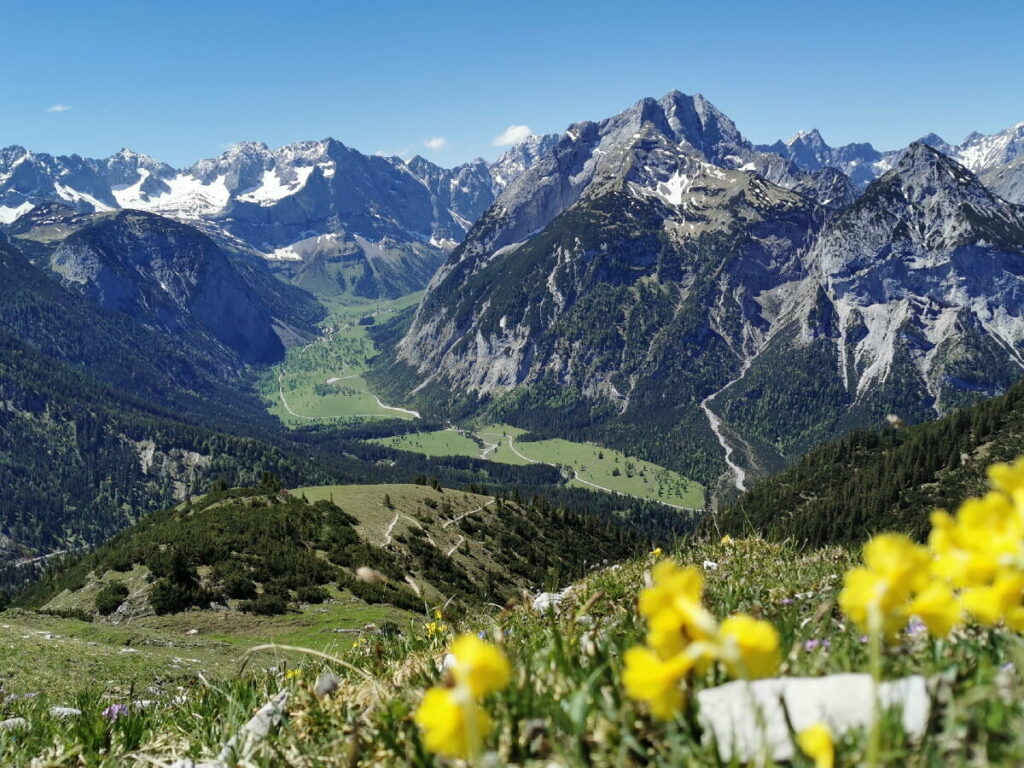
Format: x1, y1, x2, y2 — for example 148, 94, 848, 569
785, 128, 826, 147
887, 142, 992, 207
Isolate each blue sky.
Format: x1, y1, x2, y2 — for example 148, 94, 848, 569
2, 0, 1022, 168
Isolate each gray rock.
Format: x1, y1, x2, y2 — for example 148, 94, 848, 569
0, 717, 28, 731
696, 673, 929, 763
314, 672, 340, 699
49, 706, 82, 719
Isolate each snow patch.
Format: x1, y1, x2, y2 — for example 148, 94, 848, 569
237, 167, 314, 205
0, 201, 34, 224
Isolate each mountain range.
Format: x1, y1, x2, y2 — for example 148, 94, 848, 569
3, 87, 1024, 528
375, 91, 1024, 499
756, 122, 1024, 203
0, 136, 558, 300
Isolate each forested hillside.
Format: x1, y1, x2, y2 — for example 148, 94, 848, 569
21, 480, 652, 618
715, 379, 1024, 544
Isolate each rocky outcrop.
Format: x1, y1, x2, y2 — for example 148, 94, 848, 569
51, 210, 285, 363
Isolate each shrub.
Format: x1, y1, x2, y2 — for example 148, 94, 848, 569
222, 571, 258, 600
95, 581, 129, 616
239, 593, 289, 615
296, 585, 329, 604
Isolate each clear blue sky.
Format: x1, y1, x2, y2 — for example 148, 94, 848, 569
2, 0, 1022, 168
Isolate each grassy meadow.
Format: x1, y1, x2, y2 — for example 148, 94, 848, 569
261, 292, 423, 425
4, 535, 1023, 765
371, 424, 706, 509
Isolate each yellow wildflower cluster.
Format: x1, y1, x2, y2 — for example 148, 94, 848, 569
623, 560, 780, 719
414, 635, 510, 759
840, 458, 1024, 639
425, 620, 448, 638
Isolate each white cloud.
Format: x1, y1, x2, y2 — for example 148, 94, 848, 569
375, 146, 412, 158
423, 136, 448, 151
45, 104, 72, 113
492, 124, 533, 146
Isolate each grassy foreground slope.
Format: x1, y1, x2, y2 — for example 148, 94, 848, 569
3, 536, 1024, 765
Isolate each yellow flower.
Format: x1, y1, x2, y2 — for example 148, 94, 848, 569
449, 635, 510, 698
285, 669, 302, 680
434, 609, 444, 620
622, 646, 693, 719
717, 614, 780, 679
638, 561, 717, 658
839, 534, 931, 638
930, 493, 1023, 588
863, 533, 931, 594
797, 722, 834, 768
905, 581, 961, 637
425, 621, 449, 638
988, 457, 1024, 503
414, 687, 490, 760
639, 561, 704, 617
651, 547, 663, 558
720, 535, 733, 545
960, 571, 1024, 629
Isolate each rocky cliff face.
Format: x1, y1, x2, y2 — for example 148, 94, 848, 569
50, 210, 286, 364
387, 94, 1024, 496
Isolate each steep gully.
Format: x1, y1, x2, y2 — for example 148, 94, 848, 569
700, 354, 757, 494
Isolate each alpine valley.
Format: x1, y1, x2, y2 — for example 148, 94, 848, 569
2, 89, 1024, 566
4, 78, 1024, 765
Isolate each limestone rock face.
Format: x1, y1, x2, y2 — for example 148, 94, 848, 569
696, 674, 929, 763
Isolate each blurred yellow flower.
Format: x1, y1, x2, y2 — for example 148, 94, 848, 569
988, 456, 1024, 502
449, 634, 510, 698
622, 646, 692, 720
639, 561, 717, 659
905, 581, 961, 637
930, 493, 1022, 588
797, 722, 834, 768
720, 535, 733, 545
651, 547, 663, 558
414, 687, 490, 760
285, 669, 302, 680
717, 614, 780, 679
839, 534, 931, 638
863, 533, 931, 594
960, 571, 1024, 629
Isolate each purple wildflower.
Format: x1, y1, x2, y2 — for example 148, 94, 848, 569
803, 638, 820, 651
780, 598, 794, 605
906, 617, 927, 636
103, 703, 129, 722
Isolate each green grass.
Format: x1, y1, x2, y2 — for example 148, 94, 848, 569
6, 537, 1024, 765
3, 594, 418, 701
293, 483, 497, 548
368, 429, 485, 460
260, 292, 423, 425
371, 424, 705, 508
0, 608, 242, 699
